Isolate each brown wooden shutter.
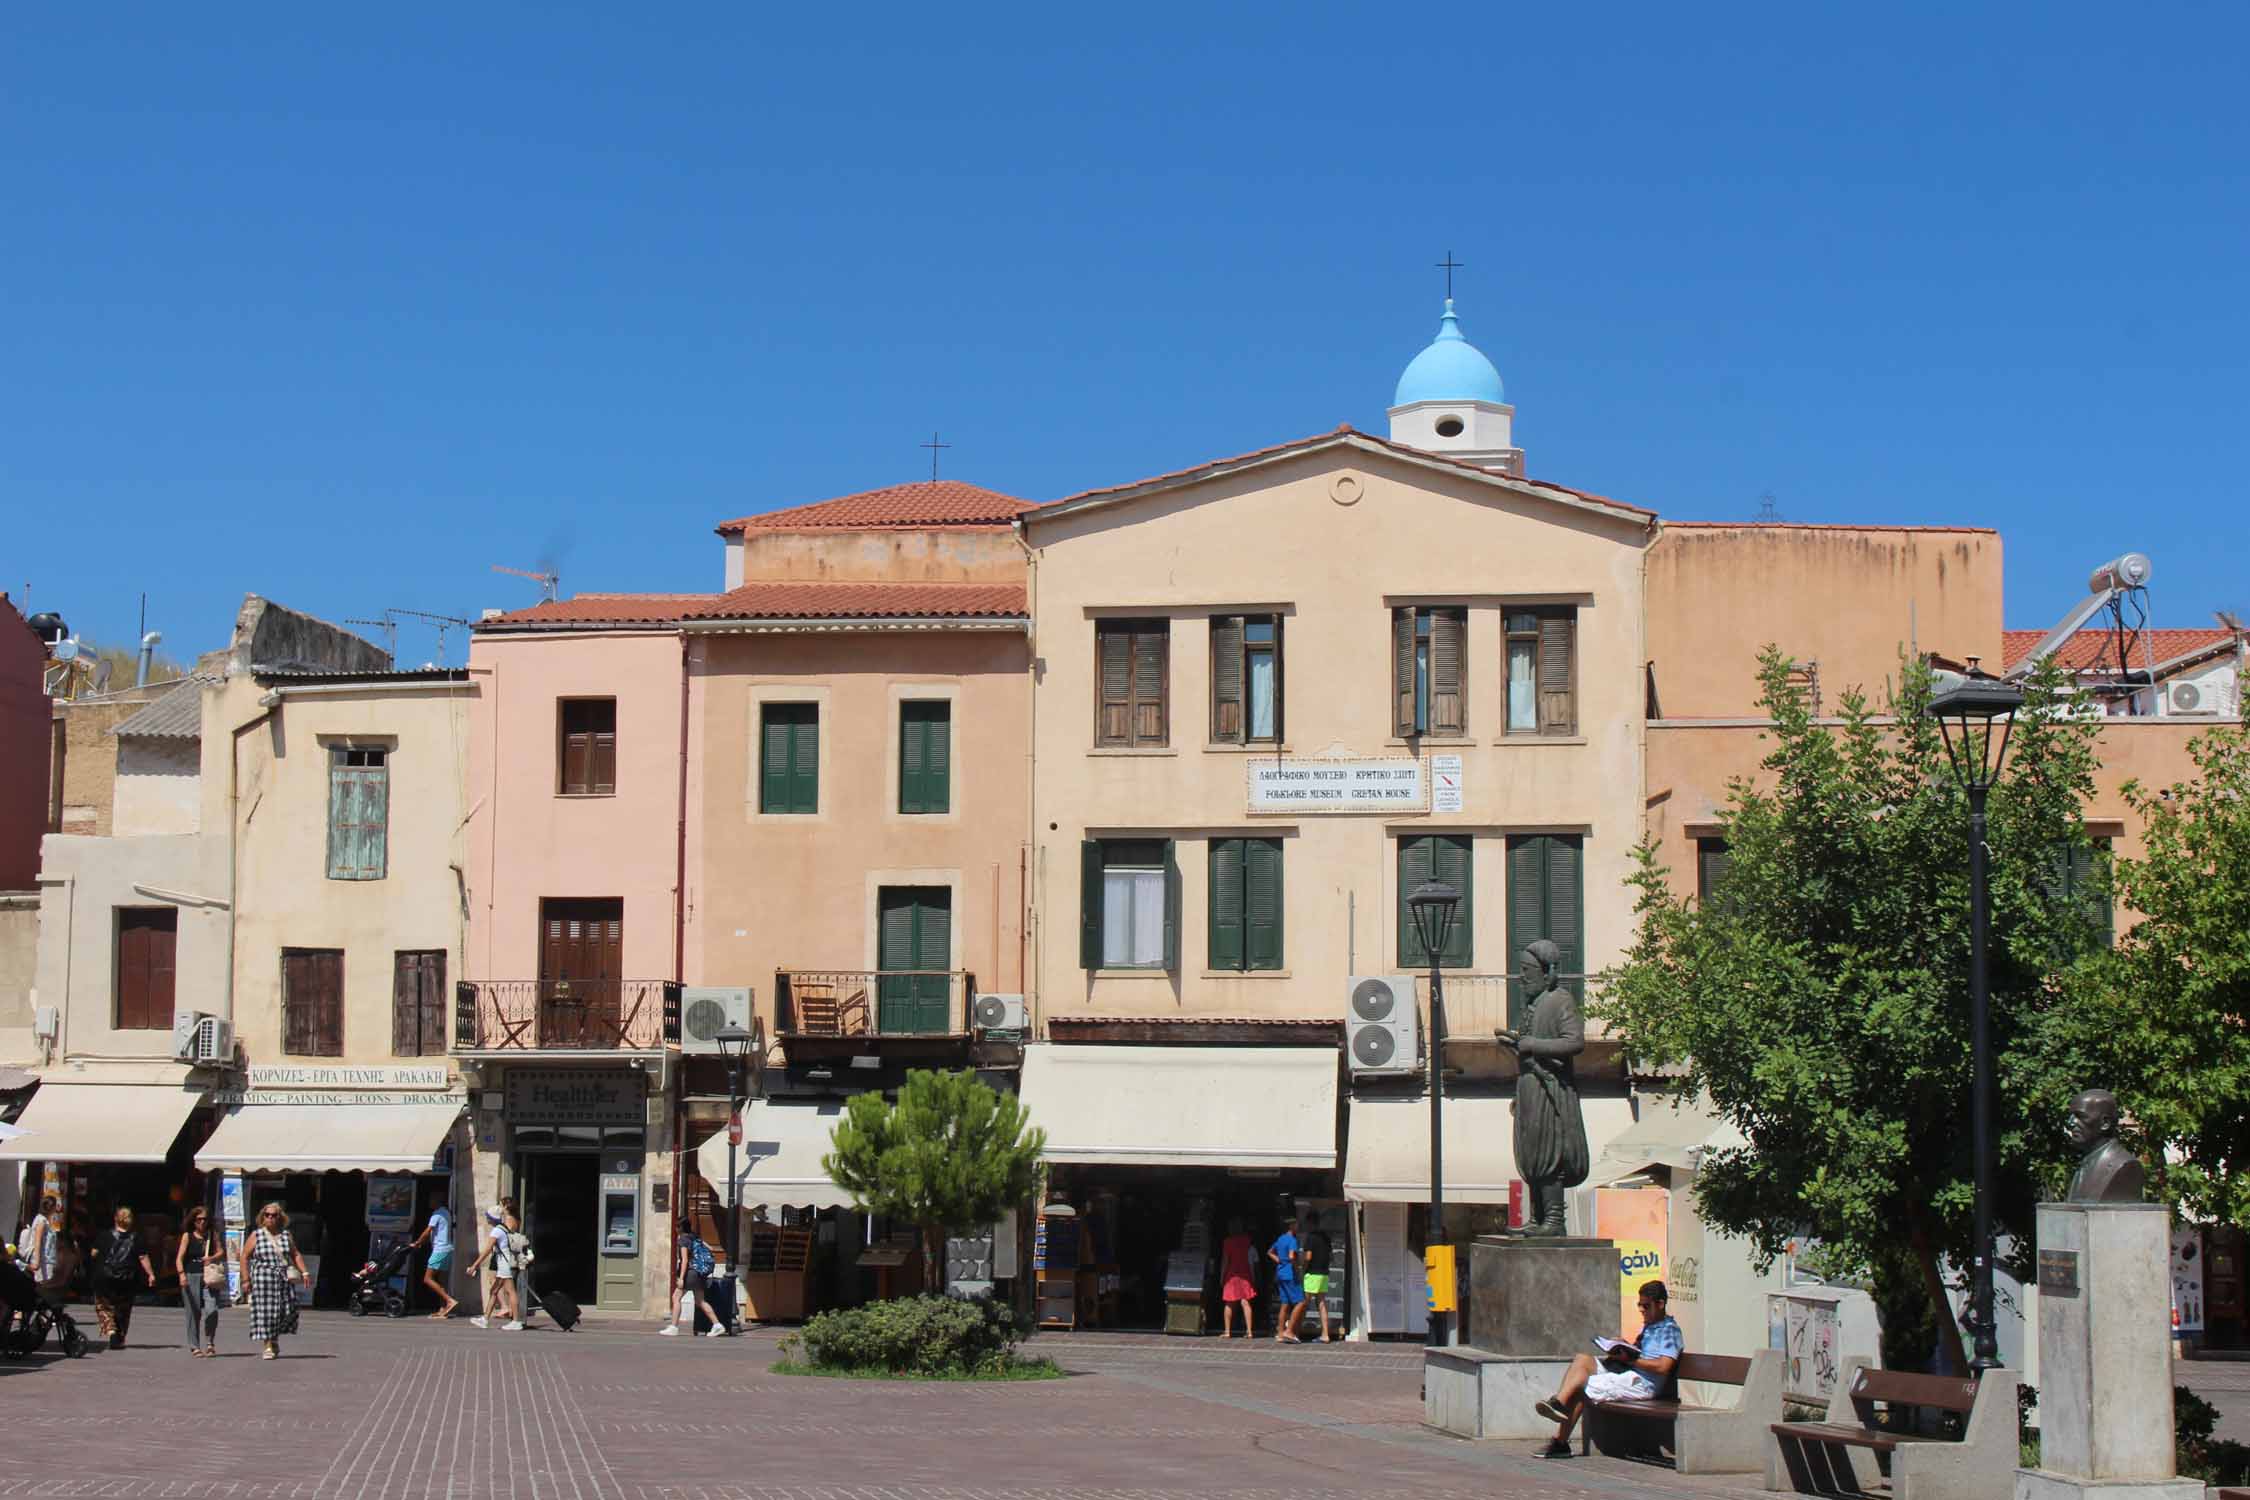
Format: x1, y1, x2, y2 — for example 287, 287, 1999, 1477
1431, 608, 1467, 736
116, 909, 175, 1031
1538, 612, 1576, 735
1098, 626, 1132, 746
1133, 624, 1167, 745
393, 952, 418, 1054
1393, 609, 1416, 737
418, 952, 446, 1055
562, 724, 591, 794
317, 951, 344, 1056
1211, 616, 1245, 743
591, 722, 616, 794
284, 949, 343, 1056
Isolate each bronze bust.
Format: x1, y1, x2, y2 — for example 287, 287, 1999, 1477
2064, 1089, 2146, 1204
1496, 940, 1590, 1236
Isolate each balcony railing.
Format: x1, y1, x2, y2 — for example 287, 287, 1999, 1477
774, 969, 976, 1039
454, 980, 680, 1051
1417, 972, 1597, 1037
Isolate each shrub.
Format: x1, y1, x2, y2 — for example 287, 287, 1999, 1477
780, 1294, 1027, 1376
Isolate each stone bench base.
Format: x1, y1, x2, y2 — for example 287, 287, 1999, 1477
2016, 1470, 2203, 1500
1424, 1348, 1570, 1440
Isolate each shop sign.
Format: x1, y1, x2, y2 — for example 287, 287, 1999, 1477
505, 1068, 644, 1126
212, 1090, 468, 1106
247, 1065, 456, 1091
1247, 756, 1426, 814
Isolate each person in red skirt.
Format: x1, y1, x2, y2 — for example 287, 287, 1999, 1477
1218, 1217, 1257, 1338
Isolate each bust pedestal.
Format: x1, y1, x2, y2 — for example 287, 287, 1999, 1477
2016, 1202, 2199, 1500
1425, 1235, 1616, 1440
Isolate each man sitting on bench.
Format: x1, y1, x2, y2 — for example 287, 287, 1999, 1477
1533, 1279, 1683, 1459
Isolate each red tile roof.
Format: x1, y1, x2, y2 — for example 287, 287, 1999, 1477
685, 581, 1026, 621
1664, 521, 1998, 535
716, 481, 1036, 536
481, 593, 717, 627
2003, 626, 2238, 673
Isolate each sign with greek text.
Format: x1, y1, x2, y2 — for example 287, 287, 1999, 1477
213, 1090, 468, 1107
1432, 754, 1463, 814
248, 1064, 455, 1091
1247, 757, 1426, 814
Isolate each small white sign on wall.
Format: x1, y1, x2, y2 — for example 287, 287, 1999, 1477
1431, 755, 1464, 814
1247, 757, 1427, 814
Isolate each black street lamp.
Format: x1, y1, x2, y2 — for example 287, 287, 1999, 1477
1407, 880, 1462, 1349
1926, 666, 2024, 1377
714, 1021, 754, 1330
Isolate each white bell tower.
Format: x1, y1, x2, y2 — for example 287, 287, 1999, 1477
1387, 297, 1521, 476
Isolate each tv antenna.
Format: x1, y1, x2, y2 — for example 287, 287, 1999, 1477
348, 608, 475, 666
345, 616, 400, 659
492, 564, 559, 603
1755, 492, 1783, 522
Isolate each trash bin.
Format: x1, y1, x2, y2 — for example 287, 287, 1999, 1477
696, 1274, 739, 1333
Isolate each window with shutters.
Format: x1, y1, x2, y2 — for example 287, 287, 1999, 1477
1095, 620, 1168, 747
1393, 607, 1468, 738
1504, 608, 1577, 736
2049, 838, 2114, 947
326, 746, 389, 879
759, 703, 819, 814
282, 947, 346, 1058
898, 700, 951, 814
1695, 837, 1736, 914
1209, 615, 1283, 745
1079, 838, 1180, 970
1398, 834, 1474, 969
1506, 835, 1584, 1027
392, 949, 448, 1056
558, 699, 617, 796
114, 907, 177, 1030
1208, 838, 1283, 971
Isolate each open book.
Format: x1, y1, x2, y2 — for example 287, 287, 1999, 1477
1594, 1337, 1641, 1361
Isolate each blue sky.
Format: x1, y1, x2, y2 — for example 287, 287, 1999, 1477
8, 4, 2245, 670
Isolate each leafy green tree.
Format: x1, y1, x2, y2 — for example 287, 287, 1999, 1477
2019, 725, 2250, 1224
823, 1068, 1046, 1281
1595, 650, 2102, 1371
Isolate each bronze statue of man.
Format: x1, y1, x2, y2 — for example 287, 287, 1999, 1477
1497, 940, 1590, 1236
2064, 1088, 2146, 1204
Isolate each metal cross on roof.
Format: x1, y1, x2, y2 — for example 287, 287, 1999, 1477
920, 431, 952, 482
1435, 251, 1464, 299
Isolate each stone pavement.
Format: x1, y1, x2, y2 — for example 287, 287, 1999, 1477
0, 1310, 1801, 1500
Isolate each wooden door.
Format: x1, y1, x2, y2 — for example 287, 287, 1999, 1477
539, 899, 623, 1047
877, 887, 951, 1034
115, 908, 177, 1031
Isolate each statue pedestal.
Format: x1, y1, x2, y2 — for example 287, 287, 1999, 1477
2016, 1203, 2199, 1500
1425, 1235, 1616, 1440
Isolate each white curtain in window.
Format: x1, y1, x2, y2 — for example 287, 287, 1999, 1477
1249, 654, 1276, 741
1508, 640, 1538, 732
1102, 868, 1165, 966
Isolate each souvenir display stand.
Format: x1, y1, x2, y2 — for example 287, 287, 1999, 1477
1035, 1204, 1080, 1330
739, 1222, 813, 1322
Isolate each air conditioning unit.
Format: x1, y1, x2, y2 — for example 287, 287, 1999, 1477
971, 993, 1026, 1032
171, 1011, 206, 1064
1347, 976, 1420, 1076
192, 1016, 233, 1066
2168, 681, 2208, 715
678, 986, 754, 1055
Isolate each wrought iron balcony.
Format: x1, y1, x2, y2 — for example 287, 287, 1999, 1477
774, 969, 976, 1039
453, 979, 680, 1052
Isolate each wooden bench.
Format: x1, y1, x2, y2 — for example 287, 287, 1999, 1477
1766, 1356, 2019, 1500
1582, 1348, 1782, 1473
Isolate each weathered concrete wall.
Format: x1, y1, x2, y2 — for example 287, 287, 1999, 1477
228, 595, 391, 676
731, 528, 1023, 588
0, 891, 40, 1036
52, 691, 180, 838
113, 736, 202, 837
0, 600, 52, 887
35, 831, 225, 1064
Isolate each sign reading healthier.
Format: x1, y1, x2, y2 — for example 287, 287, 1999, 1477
505, 1068, 644, 1126
1247, 757, 1427, 814
249, 1065, 454, 1091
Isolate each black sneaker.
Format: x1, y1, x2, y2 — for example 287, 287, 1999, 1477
1538, 1439, 1573, 1460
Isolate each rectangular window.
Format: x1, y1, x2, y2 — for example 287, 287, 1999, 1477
558, 699, 617, 796
326, 746, 389, 880
1507, 835, 1585, 1027
1210, 615, 1284, 744
1695, 837, 1734, 913
282, 948, 345, 1057
1393, 607, 1467, 737
759, 703, 819, 814
1208, 837, 1284, 971
898, 700, 951, 814
1505, 608, 1577, 736
1079, 838, 1180, 970
2052, 838, 2114, 947
114, 907, 177, 1031
1398, 834, 1474, 969
392, 950, 448, 1056
1096, 620, 1169, 747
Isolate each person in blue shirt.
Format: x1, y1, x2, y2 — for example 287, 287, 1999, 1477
1533, 1279, 1683, 1458
1267, 1218, 1305, 1343
410, 1197, 458, 1319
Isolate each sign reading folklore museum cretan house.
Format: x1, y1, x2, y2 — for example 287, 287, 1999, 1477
1246, 756, 1428, 814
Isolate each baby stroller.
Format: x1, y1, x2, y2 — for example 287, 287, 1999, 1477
0, 1256, 87, 1358
347, 1233, 414, 1318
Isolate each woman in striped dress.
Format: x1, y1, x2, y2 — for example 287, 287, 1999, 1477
237, 1203, 308, 1360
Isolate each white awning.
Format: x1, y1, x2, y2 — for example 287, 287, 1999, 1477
0, 1082, 203, 1164
1019, 1044, 1338, 1169
1345, 1092, 1643, 1203
194, 1100, 463, 1173
695, 1100, 857, 1212
1588, 1095, 1738, 1186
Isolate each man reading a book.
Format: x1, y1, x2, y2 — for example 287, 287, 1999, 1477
1533, 1279, 1682, 1458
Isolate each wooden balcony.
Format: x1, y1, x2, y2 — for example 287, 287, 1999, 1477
772, 969, 979, 1069
453, 979, 680, 1053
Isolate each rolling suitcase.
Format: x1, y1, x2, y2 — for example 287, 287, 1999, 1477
523, 1272, 581, 1332
694, 1274, 737, 1334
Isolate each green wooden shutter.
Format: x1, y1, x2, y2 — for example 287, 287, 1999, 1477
1079, 839, 1104, 969
327, 766, 355, 878
878, 888, 950, 1032
1400, 835, 1472, 970
760, 707, 792, 812
1537, 612, 1576, 735
1211, 616, 1245, 743
1393, 609, 1416, 737
1508, 835, 1584, 1024
1162, 838, 1181, 972
792, 708, 819, 812
327, 763, 388, 880
924, 703, 949, 813
1209, 838, 1246, 970
899, 701, 949, 814
1431, 608, 1467, 736
1245, 837, 1284, 971
1549, 836, 1584, 998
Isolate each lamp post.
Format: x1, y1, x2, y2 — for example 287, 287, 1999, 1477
714, 1022, 753, 1331
1407, 880, 1462, 1349
1926, 666, 2025, 1377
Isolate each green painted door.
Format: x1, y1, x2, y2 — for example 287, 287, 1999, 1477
878, 887, 951, 1033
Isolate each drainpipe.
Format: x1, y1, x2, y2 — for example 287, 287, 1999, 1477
136, 632, 162, 689
226, 701, 276, 1027
1011, 517, 1039, 1031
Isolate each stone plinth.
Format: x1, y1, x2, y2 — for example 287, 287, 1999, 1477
1466, 1234, 1616, 1355
1425, 1348, 1571, 1439
2015, 1201, 2200, 1500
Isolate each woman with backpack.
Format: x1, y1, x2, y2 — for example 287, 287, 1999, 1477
465, 1202, 522, 1331
92, 1206, 156, 1349
660, 1228, 729, 1336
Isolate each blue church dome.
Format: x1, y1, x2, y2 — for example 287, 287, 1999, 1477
1393, 299, 1505, 407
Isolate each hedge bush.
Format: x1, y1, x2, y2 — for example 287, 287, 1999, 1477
783, 1294, 1027, 1376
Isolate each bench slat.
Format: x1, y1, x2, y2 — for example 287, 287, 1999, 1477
1677, 1352, 1752, 1386
1771, 1421, 1901, 1453
1851, 1368, 1980, 1413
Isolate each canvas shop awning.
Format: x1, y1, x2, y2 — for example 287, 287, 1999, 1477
194, 1100, 463, 1173
1344, 1092, 1644, 1203
695, 1099, 857, 1212
1019, 1044, 1338, 1170
0, 1082, 204, 1164
1588, 1094, 1741, 1187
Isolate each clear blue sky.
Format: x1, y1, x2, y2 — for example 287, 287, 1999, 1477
9, 4, 2245, 670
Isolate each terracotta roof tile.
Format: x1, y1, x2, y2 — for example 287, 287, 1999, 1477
1663, 521, 1999, 535
685, 581, 1026, 621
481, 594, 717, 628
716, 481, 1036, 535
2003, 626, 2238, 674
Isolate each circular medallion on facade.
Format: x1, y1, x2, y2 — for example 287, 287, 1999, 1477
1330, 473, 1364, 506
